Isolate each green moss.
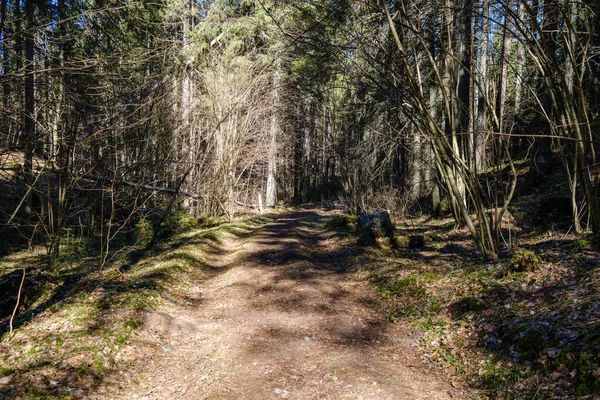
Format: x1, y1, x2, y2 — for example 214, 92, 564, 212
378, 275, 440, 318
570, 238, 595, 253
93, 354, 107, 372
0, 367, 15, 376
124, 317, 139, 330
513, 210, 531, 227
549, 348, 600, 395
479, 361, 528, 397
509, 248, 541, 272
394, 235, 411, 249
323, 215, 357, 231
198, 216, 223, 227
357, 230, 376, 246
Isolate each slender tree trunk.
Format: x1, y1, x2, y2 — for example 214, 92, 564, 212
455, 0, 472, 154
535, 0, 556, 174
0, 0, 10, 144
23, 0, 36, 216
181, 4, 194, 212
563, 0, 582, 233
475, 0, 489, 172
496, 3, 511, 136
266, 59, 280, 207
14, 0, 22, 148
514, 0, 526, 111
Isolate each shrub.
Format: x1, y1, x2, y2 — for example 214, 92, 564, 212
60, 227, 87, 260
134, 218, 154, 247
509, 248, 541, 272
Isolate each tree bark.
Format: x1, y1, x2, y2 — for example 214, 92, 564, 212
0, 0, 10, 144
266, 59, 281, 207
23, 0, 36, 175
475, 0, 489, 172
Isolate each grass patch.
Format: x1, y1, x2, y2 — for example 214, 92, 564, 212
0, 212, 268, 399
323, 214, 358, 232
354, 213, 600, 398
376, 274, 441, 321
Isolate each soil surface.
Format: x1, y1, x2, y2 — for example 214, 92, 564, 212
103, 208, 467, 399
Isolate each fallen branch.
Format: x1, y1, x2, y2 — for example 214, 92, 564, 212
81, 173, 206, 199
9, 266, 26, 336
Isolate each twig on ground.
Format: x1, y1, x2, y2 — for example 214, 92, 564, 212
9, 263, 27, 336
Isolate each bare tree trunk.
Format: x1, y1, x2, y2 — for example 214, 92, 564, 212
514, 0, 526, 111
455, 0, 472, 154
496, 2, 511, 136
475, 0, 489, 172
13, 0, 23, 148
0, 0, 10, 144
22, 0, 36, 216
266, 59, 280, 207
181, 2, 194, 212
562, 0, 582, 233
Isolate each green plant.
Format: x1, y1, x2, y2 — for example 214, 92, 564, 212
134, 218, 154, 247
513, 210, 530, 228
0, 367, 15, 376
509, 248, 541, 272
161, 208, 198, 237
198, 216, 222, 228
570, 238, 592, 253
324, 215, 349, 230
60, 227, 87, 261
378, 275, 440, 318
124, 317, 139, 330
394, 235, 411, 249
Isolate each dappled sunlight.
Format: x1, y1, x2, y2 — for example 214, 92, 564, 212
0, 212, 270, 398
353, 213, 600, 397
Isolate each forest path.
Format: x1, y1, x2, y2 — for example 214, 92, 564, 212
116, 208, 464, 399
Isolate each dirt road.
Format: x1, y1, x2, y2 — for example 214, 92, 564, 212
116, 208, 466, 399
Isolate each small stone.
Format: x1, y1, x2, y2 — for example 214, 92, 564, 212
0, 376, 12, 385
49, 380, 58, 386
274, 388, 289, 397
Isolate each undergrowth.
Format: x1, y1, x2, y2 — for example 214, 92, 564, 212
328, 213, 600, 398
0, 214, 268, 399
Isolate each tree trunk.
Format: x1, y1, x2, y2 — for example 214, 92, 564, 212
266, 59, 280, 207
23, 0, 36, 215
181, 4, 194, 212
514, 0, 526, 111
0, 0, 10, 144
475, 0, 489, 172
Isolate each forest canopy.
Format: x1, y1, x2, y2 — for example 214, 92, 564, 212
0, 0, 599, 259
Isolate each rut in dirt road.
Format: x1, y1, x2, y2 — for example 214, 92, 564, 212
128, 208, 466, 400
